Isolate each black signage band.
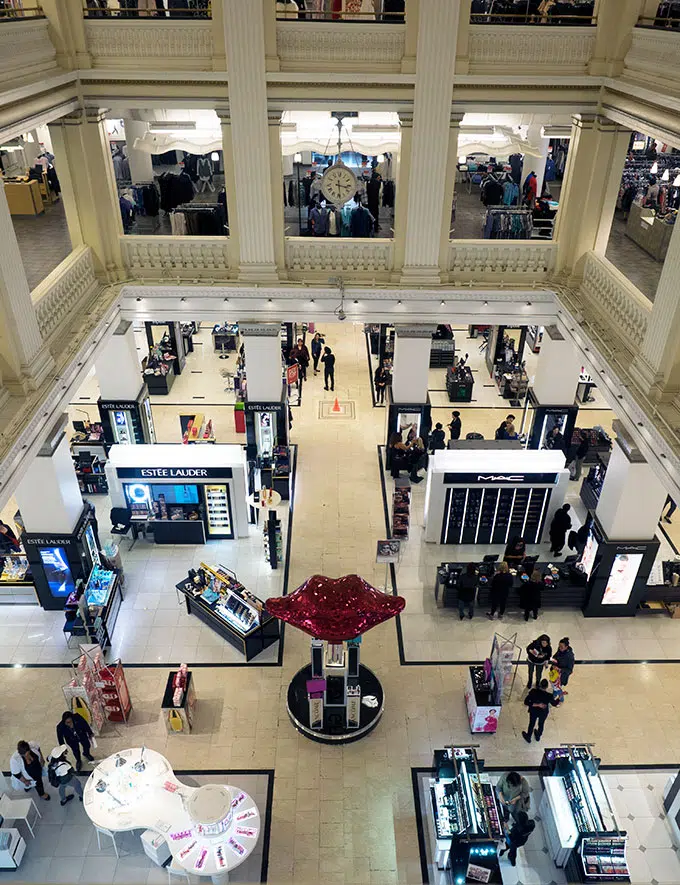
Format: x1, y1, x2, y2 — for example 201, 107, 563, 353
244, 403, 284, 412
117, 467, 234, 480
99, 401, 138, 411
443, 472, 559, 485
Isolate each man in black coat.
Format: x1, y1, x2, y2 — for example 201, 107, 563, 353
56, 711, 94, 771
522, 678, 560, 742
549, 503, 572, 556
500, 811, 536, 866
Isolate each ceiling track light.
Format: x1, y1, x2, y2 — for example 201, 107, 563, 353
180, 297, 186, 302
136, 297, 142, 302
224, 297, 229, 303
440, 300, 446, 306
397, 300, 402, 305
268, 298, 273, 304
310, 298, 315, 304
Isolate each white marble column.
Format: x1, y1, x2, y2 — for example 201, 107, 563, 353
49, 109, 123, 282
439, 111, 464, 273
222, 1, 278, 282
526, 124, 551, 201
595, 436, 666, 540
401, 0, 460, 285
392, 110, 413, 279
392, 325, 435, 403
240, 324, 282, 402
124, 119, 154, 185
0, 181, 55, 394
216, 108, 241, 270
95, 320, 142, 401
631, 219, 680, 403
555, 115, 631, 278
15, 427, 83, 534
267, 107, 286, 275
532, 326, 582, 404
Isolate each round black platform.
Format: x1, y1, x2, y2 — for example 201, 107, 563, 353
286, 663, 384, 744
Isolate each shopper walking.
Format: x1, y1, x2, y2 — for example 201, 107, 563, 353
495, 414, 516, 440
429, 423, 447, 453
448, 411, 462, 441
56, 710, 94, 771
374, 364, 389, 404
573, 431, 589, 481
47, 746, 84, 806
519, 569, 543, 621
522, 678, 561, 742
487, 561, 513, 620
525, 634, 552, 689
496, 771, 531, 823
549, 503, 572, 556
457, 563, 477, 620
310, 332, 325, 374
663, 494, 677, 525
10, 740, 50, 801
321, 346, 335, 391
500, 811, 536, 866
289, 337, 310, 382
407, 436, 427, 484
551, 637, 575, 692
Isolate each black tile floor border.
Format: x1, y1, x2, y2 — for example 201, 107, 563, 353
411, 763, 679, 885
0, 447, 298, 672
658, 519, 679, 556
1, 767, 275, 883
365, 330, 379, 408
376, 445, 680, 669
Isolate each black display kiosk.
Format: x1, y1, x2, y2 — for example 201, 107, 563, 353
580, 518, 659, 618
145, 321, 186, 376
385, 400, 432, 468
22, 505, 101, 611
485, 325, 527, 376
524, 388, 579, 451
97, 384, 156, 446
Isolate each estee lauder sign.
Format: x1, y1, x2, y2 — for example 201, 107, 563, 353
116, 467, 233, 480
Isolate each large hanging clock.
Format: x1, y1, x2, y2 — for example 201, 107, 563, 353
320, 161, 358, 205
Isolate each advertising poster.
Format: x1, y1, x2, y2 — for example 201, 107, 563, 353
602, 553, 643, 605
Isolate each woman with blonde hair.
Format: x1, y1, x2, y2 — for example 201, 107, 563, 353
487, 561, 514, 620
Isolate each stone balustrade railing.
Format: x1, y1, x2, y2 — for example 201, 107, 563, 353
84, 20, 213, 70
624, 27, 680, 88
448, 240, 557, 282
32, 246, 98, 341
120, 236, 232, 280
467, 25, 595, 74
276, 20, 405, 71
577, 251, 651, 355
285, 237, 395, 279
0, 18, 58, 87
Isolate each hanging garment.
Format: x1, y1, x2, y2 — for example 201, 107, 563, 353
366, 174, 382, 231
288, 180, 295, 207
544, 157, 557, 182
481, 176, 504, 206
523, 172, 537, 206
503, 181, 520, 206
350, 204, 374, 237
119, 195, 135, 232
382, 180, 395, 208
509, 153, 523, 185
310, 206, 330, 236
283, 182, 287, 207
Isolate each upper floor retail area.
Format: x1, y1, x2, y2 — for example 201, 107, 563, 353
0, 0, 679, 517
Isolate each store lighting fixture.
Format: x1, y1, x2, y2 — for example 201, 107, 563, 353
650, 161, 658, 174
662, 168, 670, 182
527, 301, 532, 306
310, 298, 315, 303
483, 300, 488, 306
674, 173, 680, 187
268, 298, 273, 303
210, 152, 219, 162
353, 299, 358, 304
223, 297, 229, 302
440, 300, 445, 306
180, 297, 186, 302
397, 299, 402, 305
0, 145, 23, 152
148, 121, 196, 133
377, 153, 385, 163
294, 152, 302, 163
136, 297, 142, 302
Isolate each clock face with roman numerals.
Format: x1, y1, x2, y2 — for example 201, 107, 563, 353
320, 163, 358, 205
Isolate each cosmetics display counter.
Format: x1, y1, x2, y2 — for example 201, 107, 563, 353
176, 562, 279, 661
142, 352, 176, 395
259, 445, 291, 500
212, 322, 239, 356
429, 747, 504, 881
63, 566, 123, 650
435, 561, 589, 610
0, 553, 36, 604
162, 669, 196, 734
70, 421, 108, 456
540, 745, 629, 883
180, 414, 215, 445
430, 338, 455, 369
579, 454, 609, 511
446, 364, 474, 403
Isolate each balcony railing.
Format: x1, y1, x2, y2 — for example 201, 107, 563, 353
470, 9, 596, 26
0, 4, 45, 20
625, 26, 680, 85
275, 1, 404, 23
448, 240, 556, 282
285, 236, 394, 279
82, 2, 210, 18
32, 246, 98, 342
0, 15, 57, 83
467, 23, 595, 72
121, 235, 232, 280
276, 18, 404, 69
84, 17, 212, 68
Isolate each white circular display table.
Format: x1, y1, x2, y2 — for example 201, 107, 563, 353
247, 490, 282, 512
84, 748, 260, 882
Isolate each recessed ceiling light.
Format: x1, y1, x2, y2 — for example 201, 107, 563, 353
180, 297, 186, 302
268, 298, 273, 303
136, 297, 142, 302
440, 300, 445, 306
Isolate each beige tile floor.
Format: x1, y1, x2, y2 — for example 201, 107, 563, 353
3, 323, 680, 885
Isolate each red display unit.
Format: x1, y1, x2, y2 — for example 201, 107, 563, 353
99, 661, 132, 723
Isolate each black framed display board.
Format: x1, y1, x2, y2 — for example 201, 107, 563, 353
485, 325, 527, 376
385, 401, 432, 467
145, 321, 186, 375
244, 396, 289, 463
21, 506, 101, 611
524, 389, 579, 451
97, 384, 156, 445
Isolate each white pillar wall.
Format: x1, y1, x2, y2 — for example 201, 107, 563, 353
0, 181, 55, 394
15, 435, 83, 534
392, 326, 434, 403
595, 440, 667, 541
95, 320, 142, 400
532, 326, 582, 404
241, 324, 282, 402
401, 0, 460, 284
124, 119, 154, 185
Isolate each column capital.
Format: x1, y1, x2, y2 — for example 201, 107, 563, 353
398, 109, 414, 128
449, 111, 465, 128
267, 108, 284, 127
239, 323, 281, 337
570, 113, 598, 130
394, 324, 437, 338
57, 107, 110, 127
215, 107, 232, 126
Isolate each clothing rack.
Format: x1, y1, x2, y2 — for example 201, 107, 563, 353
483, 206, 533, 240
170, 201, 228, 236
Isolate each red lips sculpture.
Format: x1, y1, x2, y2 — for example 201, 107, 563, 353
265, 574, 406, 643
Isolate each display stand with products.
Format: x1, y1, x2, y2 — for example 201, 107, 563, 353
63, 644, 109, 736
430, 338, 455, 368
181, 321, 197, 354
430, 747, 504, 881
180, 414, 215, 444
540, 745, 629, 882
0, 553, 36, 604
392, 478, 411, 539
212, 322, 239, 356
577, 373, 597, 404
464, 633, 518, 734
580, 456, 608, 510
145, 321, 186, 375
70, 420, 108, 457
526, 325, 544, 353
446, 364, 474, 402
259, 445, 291, 500
107, 443, 250, 543
425, 449, 569, 546
162, 668, 196, 734
97, 386, 156, 445
524, 390, 579, 451
385, 401, 432, 469
73, 451, 109, 495
175, 562, 280, 661
63, 565, 123, 650
244, 397, 289, 464
99, 659, 132, 723
264, 510, 283, 569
